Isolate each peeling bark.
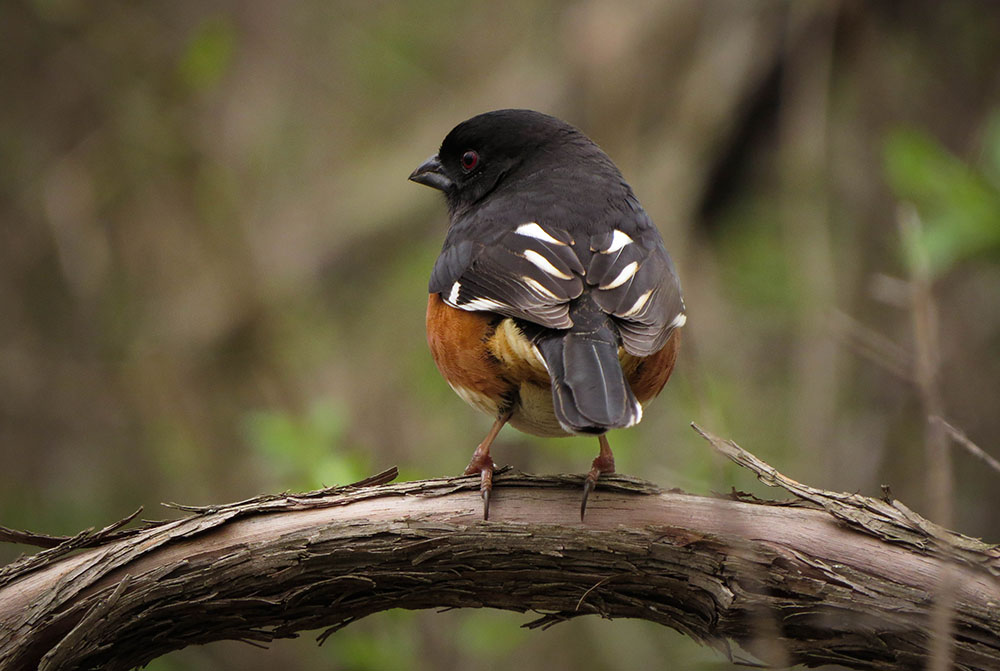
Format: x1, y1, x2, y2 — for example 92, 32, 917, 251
1, 427, 998, 671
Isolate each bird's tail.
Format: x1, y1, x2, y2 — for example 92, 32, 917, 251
536, 309, 641, 435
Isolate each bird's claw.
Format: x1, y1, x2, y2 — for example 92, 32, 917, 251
581, 443, 615, 522
465, 454, 495, 520
580, 475, 597, 521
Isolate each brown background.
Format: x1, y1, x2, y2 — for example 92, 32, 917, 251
2, 1, 999, 669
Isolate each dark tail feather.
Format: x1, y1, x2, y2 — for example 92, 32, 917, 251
537, 325, 640, 434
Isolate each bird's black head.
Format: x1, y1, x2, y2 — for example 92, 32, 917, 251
409, 109, 592, 213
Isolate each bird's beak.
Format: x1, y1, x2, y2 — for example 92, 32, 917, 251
408, 154, 453, 191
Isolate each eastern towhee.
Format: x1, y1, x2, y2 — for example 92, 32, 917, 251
410, 109, 685, 520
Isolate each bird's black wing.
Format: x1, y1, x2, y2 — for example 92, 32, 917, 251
587, 227, 685, 356
429, 222, 585, 329
429, 221, 684, 352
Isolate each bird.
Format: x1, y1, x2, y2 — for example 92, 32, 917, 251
409, 109, 685, 520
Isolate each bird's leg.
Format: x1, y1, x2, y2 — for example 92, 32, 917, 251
464, 410, 511, 520
581, 434, 616, 520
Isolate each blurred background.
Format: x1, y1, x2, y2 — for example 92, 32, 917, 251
2, 0, 999, 669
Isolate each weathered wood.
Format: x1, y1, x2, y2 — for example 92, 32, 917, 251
1, 428, 998, 671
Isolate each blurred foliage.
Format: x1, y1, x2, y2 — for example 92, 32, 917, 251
2, 1, 1000, 670
243, 397, 370, 490
177, 16, 237, 93
885, 115, 1000, 275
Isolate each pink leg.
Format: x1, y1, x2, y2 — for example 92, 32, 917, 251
464, 411, 511, 520
581, 434, 616, 520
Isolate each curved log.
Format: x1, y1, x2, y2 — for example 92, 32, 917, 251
1, 427, 998, 671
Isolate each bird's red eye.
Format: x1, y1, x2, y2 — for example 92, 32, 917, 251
461, 150, 479, 171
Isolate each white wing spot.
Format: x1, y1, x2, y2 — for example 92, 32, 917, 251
462, 297, 507, 312
670, 313, 688, 328
600, 261, 638, 290
620, 289, 653, 318
523, 249, 572, 280
604, 230, 633, 253
522, 276, 559, 300
447, 281, 461, 305
515, 222, 566, 245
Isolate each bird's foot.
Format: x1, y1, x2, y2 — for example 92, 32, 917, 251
464, 453, 496, 520
581, 451, 615, 521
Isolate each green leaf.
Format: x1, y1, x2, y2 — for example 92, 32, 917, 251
177, 16, 236, 92
884, 123, 1000, 275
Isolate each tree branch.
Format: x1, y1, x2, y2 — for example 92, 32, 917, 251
1, 427, 998, 671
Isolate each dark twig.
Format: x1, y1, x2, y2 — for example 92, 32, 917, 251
934, 416, 1000, 476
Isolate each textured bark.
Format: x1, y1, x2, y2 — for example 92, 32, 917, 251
1, 427, 998, 671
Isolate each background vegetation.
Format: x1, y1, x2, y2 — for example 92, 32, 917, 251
2, 1, 998, 669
